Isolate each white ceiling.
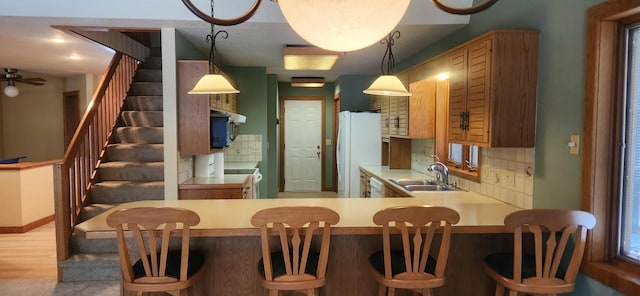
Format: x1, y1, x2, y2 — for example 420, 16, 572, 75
0, 0, 472, 82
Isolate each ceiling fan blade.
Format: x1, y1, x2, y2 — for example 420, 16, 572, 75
15, 78, 46, 86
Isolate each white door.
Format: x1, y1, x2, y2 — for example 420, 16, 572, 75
284, 100, 322, 191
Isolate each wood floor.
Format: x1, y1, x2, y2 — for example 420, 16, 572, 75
0, 222, 57, 280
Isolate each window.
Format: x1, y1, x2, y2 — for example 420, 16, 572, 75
621, 25, 640, 263
582, 1, 640, 294
447, 143, 479, 173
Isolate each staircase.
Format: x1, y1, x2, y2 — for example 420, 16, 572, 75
59, 48, 165, 281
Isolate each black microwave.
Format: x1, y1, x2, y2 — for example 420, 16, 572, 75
210, 113, 235, 148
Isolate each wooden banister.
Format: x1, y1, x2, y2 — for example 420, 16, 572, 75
53, 52, 139, 281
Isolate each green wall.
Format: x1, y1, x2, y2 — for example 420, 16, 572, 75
224, 66, 270, 197
266, 74, 279, 198
277, 82, 336, 190
394, 1, 621, 295
334, 75, 377, 111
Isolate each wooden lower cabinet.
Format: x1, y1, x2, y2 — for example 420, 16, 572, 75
359, 169, 372, 198
179, 178, 252, 199
385, 183, 410, 197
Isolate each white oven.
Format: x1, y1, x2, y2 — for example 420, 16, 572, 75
225, 167, 262, 199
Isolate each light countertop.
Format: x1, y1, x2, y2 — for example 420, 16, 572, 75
224, 161, 260, 170
180, 161, 260, 187
75, 193, 522, 239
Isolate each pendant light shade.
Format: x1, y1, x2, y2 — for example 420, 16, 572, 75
363, 75, 411, 96
276, 0, 410, 52
188, 74, 239, 94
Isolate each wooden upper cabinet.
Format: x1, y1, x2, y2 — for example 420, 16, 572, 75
178, 60, 212, 155
177, 60, 238, 156
380, 96, 390, 136
447, 30, 539, 147
408, 77, 437, 139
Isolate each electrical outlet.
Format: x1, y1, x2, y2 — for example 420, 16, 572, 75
482, 167, 491, 180
501, 169, 515, 187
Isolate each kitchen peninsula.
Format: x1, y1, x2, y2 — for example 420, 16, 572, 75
76, 169, 522, 295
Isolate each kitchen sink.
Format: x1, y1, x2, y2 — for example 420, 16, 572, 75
403, 184, 457, 192
388, 178, 438, 186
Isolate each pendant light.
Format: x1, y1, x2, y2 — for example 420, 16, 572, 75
188, 0, 239, 95
275, 0, 410, 52
363, 31, 411, 97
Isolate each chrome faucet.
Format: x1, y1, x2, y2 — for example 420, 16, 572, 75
427, 161, 450, 185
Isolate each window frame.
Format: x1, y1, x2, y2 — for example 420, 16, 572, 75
581, 1, 640, 293
444, 143, 481, 183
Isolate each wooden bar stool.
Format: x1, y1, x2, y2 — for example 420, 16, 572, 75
106, 207, 206, 296
483, 209, 596, 296
251, 206, 340, 296
368, 205, 460, 296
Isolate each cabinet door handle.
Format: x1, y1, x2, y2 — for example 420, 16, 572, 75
459, 112, 464, 130
465, 111, 470, 130
395, 116, 400, 128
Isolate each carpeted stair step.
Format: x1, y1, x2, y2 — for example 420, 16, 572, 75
91, 181, 164, 204
150, 46, 162, 58
59, 253, 120, 282
126, 96, 163, 111
120, 111, 163, 127
129, 81, 162, 96
77, 203, 116, 222
114, 127, 163, 144
135, 68, 162, 82
98, 161, 164, 181
105, 144, 163, 162
71, 234, 118, 254
142, 56, 162, 69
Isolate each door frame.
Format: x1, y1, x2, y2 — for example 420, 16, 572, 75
279, 96, 326, 192
63, 91, 80, 150
332, 93, 340, 192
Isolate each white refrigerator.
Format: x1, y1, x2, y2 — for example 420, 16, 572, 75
337, 111, 381, 198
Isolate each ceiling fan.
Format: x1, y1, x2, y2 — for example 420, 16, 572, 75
1, 68, 46, 97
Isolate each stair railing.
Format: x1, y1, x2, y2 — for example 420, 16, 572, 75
53, 52, 139, 277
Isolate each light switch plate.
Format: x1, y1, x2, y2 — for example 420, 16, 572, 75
569, 134, 580, 155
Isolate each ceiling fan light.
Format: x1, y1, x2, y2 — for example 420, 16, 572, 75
363, 75, 411, 96
277, 0, 410, 52
188, 74, 239, 94
3, 85, 19, 97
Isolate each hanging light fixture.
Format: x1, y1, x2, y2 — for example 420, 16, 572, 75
363, 31, 411, 97
4, 80, 19, 97
181, 0, 500, 51
188, 0, 239, 95
274, 0, 410, 52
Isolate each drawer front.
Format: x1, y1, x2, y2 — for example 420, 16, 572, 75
179, 188, 243, 200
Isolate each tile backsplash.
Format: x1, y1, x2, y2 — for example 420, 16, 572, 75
178, 134, 263, 182
223, 134, 263, 162
411, 139, 534, 209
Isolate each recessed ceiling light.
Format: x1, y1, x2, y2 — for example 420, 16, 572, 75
51, 38, 65, 44
69, 53, 81, 60
291, 77, 325, 88
283, 46, 340, 70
